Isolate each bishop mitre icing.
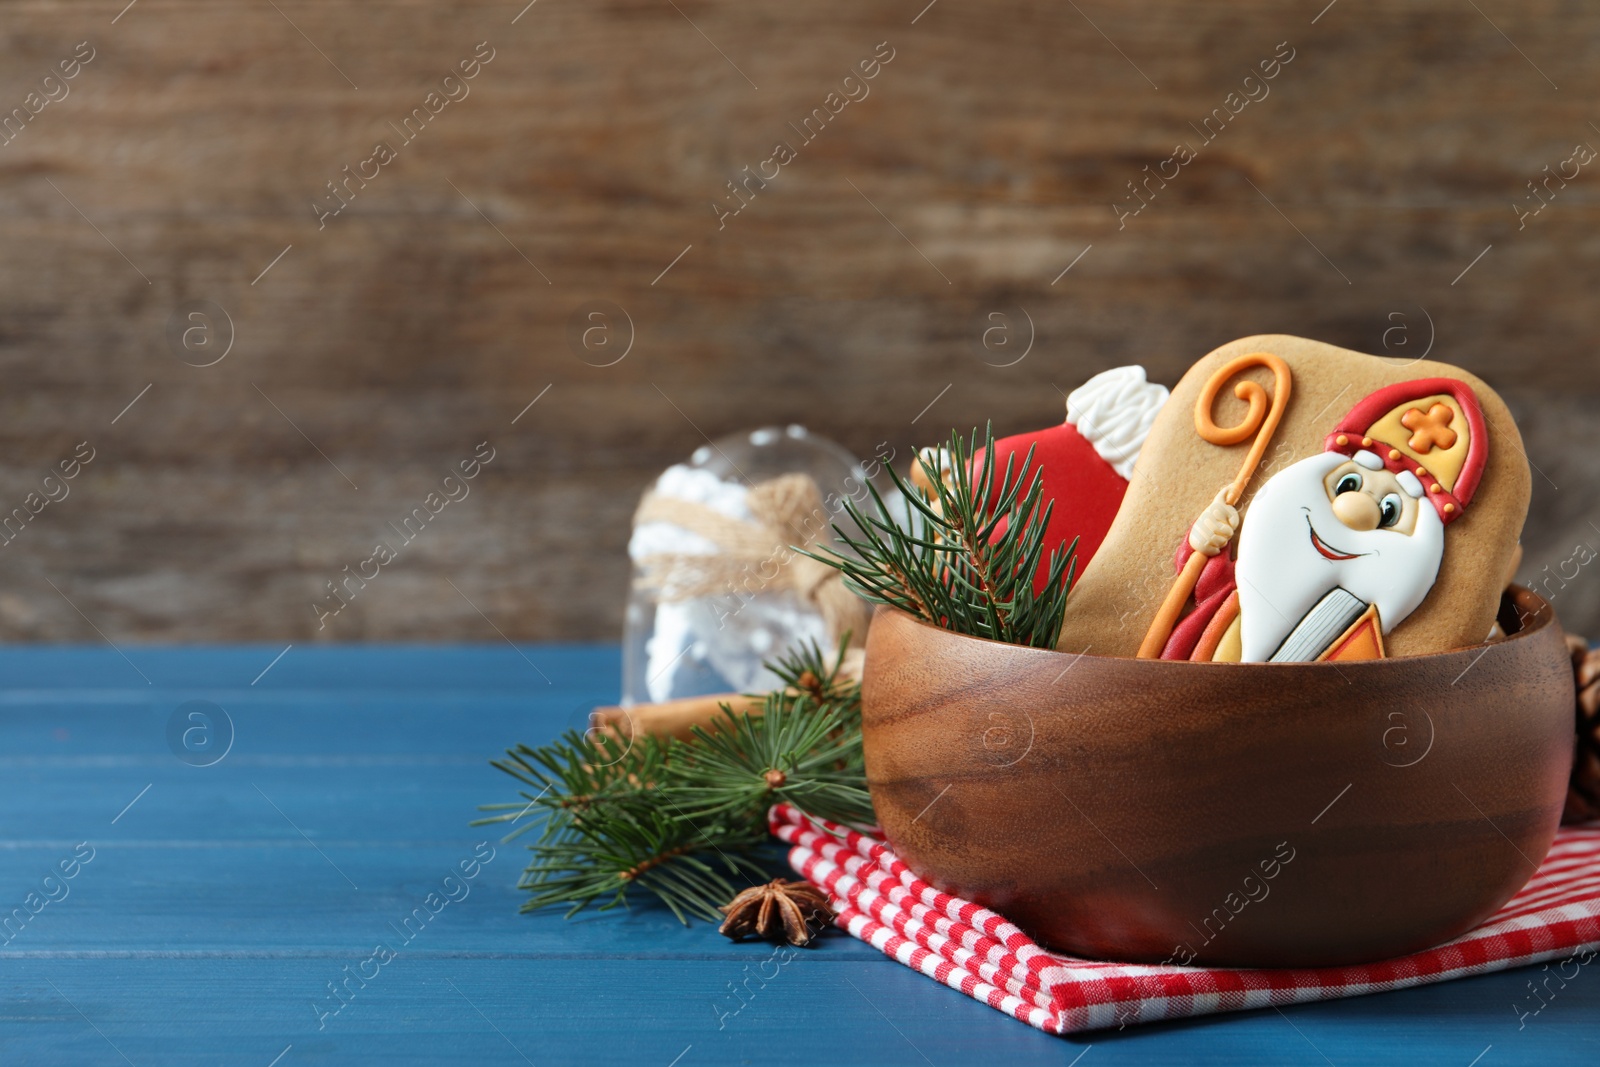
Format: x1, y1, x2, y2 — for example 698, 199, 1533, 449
1054, 336, 1530, 661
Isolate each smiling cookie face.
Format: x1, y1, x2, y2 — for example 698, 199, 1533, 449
1189, 376, 1488, 662
1135, 373, 1485, 662
1234, 450, 1446, 661
1053, 337, 1530, 661
1320, 457, 1423, 539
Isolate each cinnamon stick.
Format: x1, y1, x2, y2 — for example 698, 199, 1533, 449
592, 649, 865, 742
589, 693, 766, 742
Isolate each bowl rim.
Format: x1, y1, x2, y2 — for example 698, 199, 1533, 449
868, 584, 1559, 671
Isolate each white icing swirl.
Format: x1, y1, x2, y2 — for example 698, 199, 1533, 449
1065, 365, 1170, 480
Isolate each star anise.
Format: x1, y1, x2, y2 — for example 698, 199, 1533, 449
718, 879, 834, 946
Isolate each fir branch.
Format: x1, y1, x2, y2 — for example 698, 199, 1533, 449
513, 802, 768, 922
477, 727, 670, 846
803, 424, 1077, 649
478, 638, 874, 924
669, 689, 873, 829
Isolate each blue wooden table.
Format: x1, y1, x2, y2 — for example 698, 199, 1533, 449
1, 646, 1595, 1066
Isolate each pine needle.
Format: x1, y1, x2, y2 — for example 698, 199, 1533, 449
480, 425, 1078, 923
802, 424, 1077, 649
477, 638, 873, 923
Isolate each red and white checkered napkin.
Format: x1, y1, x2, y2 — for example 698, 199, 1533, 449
769, 804, 1600, 1034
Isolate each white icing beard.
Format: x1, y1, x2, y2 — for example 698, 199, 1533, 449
1234, 452, 1445, 662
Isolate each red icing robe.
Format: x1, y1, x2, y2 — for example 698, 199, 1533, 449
1160, 537, 1237, 661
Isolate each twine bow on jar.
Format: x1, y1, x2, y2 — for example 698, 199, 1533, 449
631, 472, 868, 647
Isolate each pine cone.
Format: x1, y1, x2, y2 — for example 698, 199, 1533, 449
1563, 634, 1600, 825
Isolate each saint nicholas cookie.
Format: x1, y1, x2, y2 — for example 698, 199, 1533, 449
1054, 335, 1531, 662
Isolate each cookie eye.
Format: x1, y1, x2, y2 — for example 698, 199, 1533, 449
1334, 473, 1363, 495
1379, 493, 1403, 528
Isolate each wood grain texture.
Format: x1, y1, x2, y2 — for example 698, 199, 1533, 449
861, 593, 1574, 966
2, 1, 1600, 641
2, 644, 1598, 1065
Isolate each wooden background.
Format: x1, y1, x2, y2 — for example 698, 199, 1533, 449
2, 0, 1598, 644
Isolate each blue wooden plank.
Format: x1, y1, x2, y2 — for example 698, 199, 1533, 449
0, 958, 1054, 1067
2, 647, 1597, 1066
0, 958, 1596, 1067
0, 759, 502, 838
0, 758, 608, 843
0, 692, 612, 758
0, 644, 618, 691
0, 844, 882, 960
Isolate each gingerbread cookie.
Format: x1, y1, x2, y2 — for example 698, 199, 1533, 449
1055, 335, 1530, 662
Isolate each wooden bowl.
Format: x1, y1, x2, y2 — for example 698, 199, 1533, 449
860, 587, 1576, 967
